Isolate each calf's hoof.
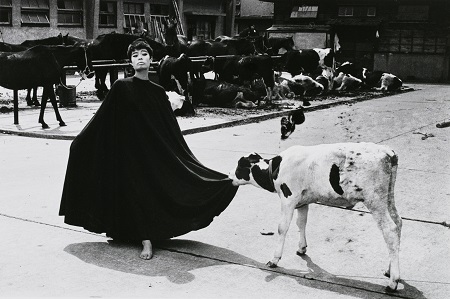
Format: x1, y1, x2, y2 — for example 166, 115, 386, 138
59, 121, 67, 127
266, 261, 278, 268
296, 247, 307, 256
385, 283, 398, 293
40, 122, 49, 129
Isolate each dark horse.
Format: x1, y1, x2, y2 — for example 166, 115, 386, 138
70, 33, 166, 100
187, 25, 260, 57
0, 33, 69, 106
0, 45, 94, 128
162, 18, 188, 57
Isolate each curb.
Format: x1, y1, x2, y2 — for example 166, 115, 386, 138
0, 88, 414, 140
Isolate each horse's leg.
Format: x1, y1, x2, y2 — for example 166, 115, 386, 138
95, 69, 108, 100
48, 85, 66, 127
32, 87, 40, 106
25, 88, 33, 106
38, 87, 49, 129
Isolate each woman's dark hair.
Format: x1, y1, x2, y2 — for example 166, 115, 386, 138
127, 38, 153, 60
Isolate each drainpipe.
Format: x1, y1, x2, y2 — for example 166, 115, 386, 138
225, 0, 236, 36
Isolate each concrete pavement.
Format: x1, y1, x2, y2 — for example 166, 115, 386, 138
0, 82, 449, 298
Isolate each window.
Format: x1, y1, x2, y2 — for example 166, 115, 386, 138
21, 0, 50, 26
57, 0, 83, 26
99, 1, 117, 27
150, 4, 169, 16
124, 2, 145, 29
0, 0, 12, 25
338, 6, 353, 17
187, 17, 214, 41
291, 6, 318, 19
378, 30, 446, 54
367, 7, 376, 17
195, 20, 211, 40
397, 5, 429, 21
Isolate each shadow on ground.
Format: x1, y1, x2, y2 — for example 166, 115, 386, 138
64, 239, 425, 299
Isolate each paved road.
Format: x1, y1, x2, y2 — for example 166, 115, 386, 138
0, 83, 449, 298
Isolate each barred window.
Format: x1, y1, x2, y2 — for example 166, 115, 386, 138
124, 2, 145, 29
0, 0, 12, 25
397, 5, 429, 21
57, 0, 83, 26
99, 1, 117, 27
21, 0, 50, 26
378, 30, 446, 54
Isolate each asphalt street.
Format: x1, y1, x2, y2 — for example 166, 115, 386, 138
0, 83, 449, 298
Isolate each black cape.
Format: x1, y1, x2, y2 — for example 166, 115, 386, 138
60, 77, 238, 241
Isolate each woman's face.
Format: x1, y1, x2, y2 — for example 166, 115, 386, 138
131, 49, 151, 71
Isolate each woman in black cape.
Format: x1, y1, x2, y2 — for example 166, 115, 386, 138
59, 39, 238, 259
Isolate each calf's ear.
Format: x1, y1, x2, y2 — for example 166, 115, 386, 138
238, 157, 251, 168
248, 153, 262, 164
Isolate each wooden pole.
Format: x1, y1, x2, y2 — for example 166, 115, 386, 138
13, 90, 19, 125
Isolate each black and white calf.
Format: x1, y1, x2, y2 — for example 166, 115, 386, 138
229, 143, 402, 292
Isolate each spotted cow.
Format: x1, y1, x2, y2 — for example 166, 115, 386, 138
229, 143, 402, 292
333, 72, 363, 91
336, 61, 402, 91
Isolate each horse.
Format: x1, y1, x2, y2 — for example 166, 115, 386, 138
187, 37, 259, 57
0, 33, 70, 106
20, 33, 65, 48
162, 18, 188, 57
0, 45, 94, 128
236, 25, 258, 38
260, 35, 296, 55
72, 32, 166, 100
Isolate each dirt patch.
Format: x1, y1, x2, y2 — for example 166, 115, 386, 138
1, 87, 414, 118
189, 88, 413, 121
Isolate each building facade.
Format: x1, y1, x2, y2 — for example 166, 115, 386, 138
0, 0, 237, 43
262, 0, 450, 82
235, 0, 274, 34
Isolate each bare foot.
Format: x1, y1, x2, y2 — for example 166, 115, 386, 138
140, 240, 153, 260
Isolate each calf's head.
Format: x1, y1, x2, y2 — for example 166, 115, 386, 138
229, 151, 280, 191
229, 153, 266, 186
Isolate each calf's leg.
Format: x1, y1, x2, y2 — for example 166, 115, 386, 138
295, 205, 309, 255
267, 200, 296, 268
367, 205, 401, 292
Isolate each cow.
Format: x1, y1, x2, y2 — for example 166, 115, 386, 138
378, 73, 403, 91
202, 54, 275, 102
229, 142, 402, 292
274, 72, 317, 106
336, 62, 402, 91
333, 72, 363, 91
157, 54, 191, 97
315, 67, 334, 92
191, 78, 258, 108
277, 48, 335, 77
291, 74, 324, 96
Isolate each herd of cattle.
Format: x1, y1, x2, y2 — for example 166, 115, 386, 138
0, 26, 404, 127
162, 48, 403, 116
